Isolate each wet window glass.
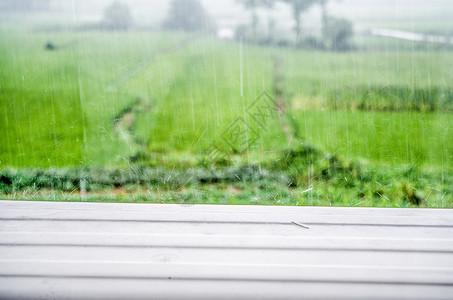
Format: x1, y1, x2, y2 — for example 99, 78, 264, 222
0, 0, 452, 207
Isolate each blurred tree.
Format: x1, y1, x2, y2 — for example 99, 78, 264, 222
317, 0, 342, 44
323, 16, 353, 51
282, 0, 316, 42
318, 0, 328, 31
267, 16, 276, 43
235, 24, 251, 41
102, 1, 133, 31
163, 0, 214, 32
237, 0, 275, 41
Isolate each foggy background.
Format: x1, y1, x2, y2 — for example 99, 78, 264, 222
1, 0, 452, 34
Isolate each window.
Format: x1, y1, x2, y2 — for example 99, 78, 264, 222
0, 0, 452, 207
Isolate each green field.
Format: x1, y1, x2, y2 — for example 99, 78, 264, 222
1, 25, 452, 207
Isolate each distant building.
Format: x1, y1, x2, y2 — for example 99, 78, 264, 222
217, 27, 234, 40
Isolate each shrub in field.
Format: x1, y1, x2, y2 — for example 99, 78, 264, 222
327, 85, 453, 112
399, 181, 424, 206
272, 143, 328, 185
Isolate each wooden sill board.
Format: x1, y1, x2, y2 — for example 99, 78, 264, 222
0, 200, 452, 299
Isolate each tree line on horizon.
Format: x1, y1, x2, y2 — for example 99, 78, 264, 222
119, 0, 353, 51
235, 0, 353, 51
3, 0, 353, 51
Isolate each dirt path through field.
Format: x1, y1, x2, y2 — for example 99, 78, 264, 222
107, 37, 194, 92
273, 57, 300, 147
111, 37, 195, 159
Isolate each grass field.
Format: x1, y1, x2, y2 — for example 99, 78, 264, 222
1, 24, 452, 207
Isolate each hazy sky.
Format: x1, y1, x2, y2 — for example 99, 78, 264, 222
61, 0, 452, 25
8, 0, 453, 32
